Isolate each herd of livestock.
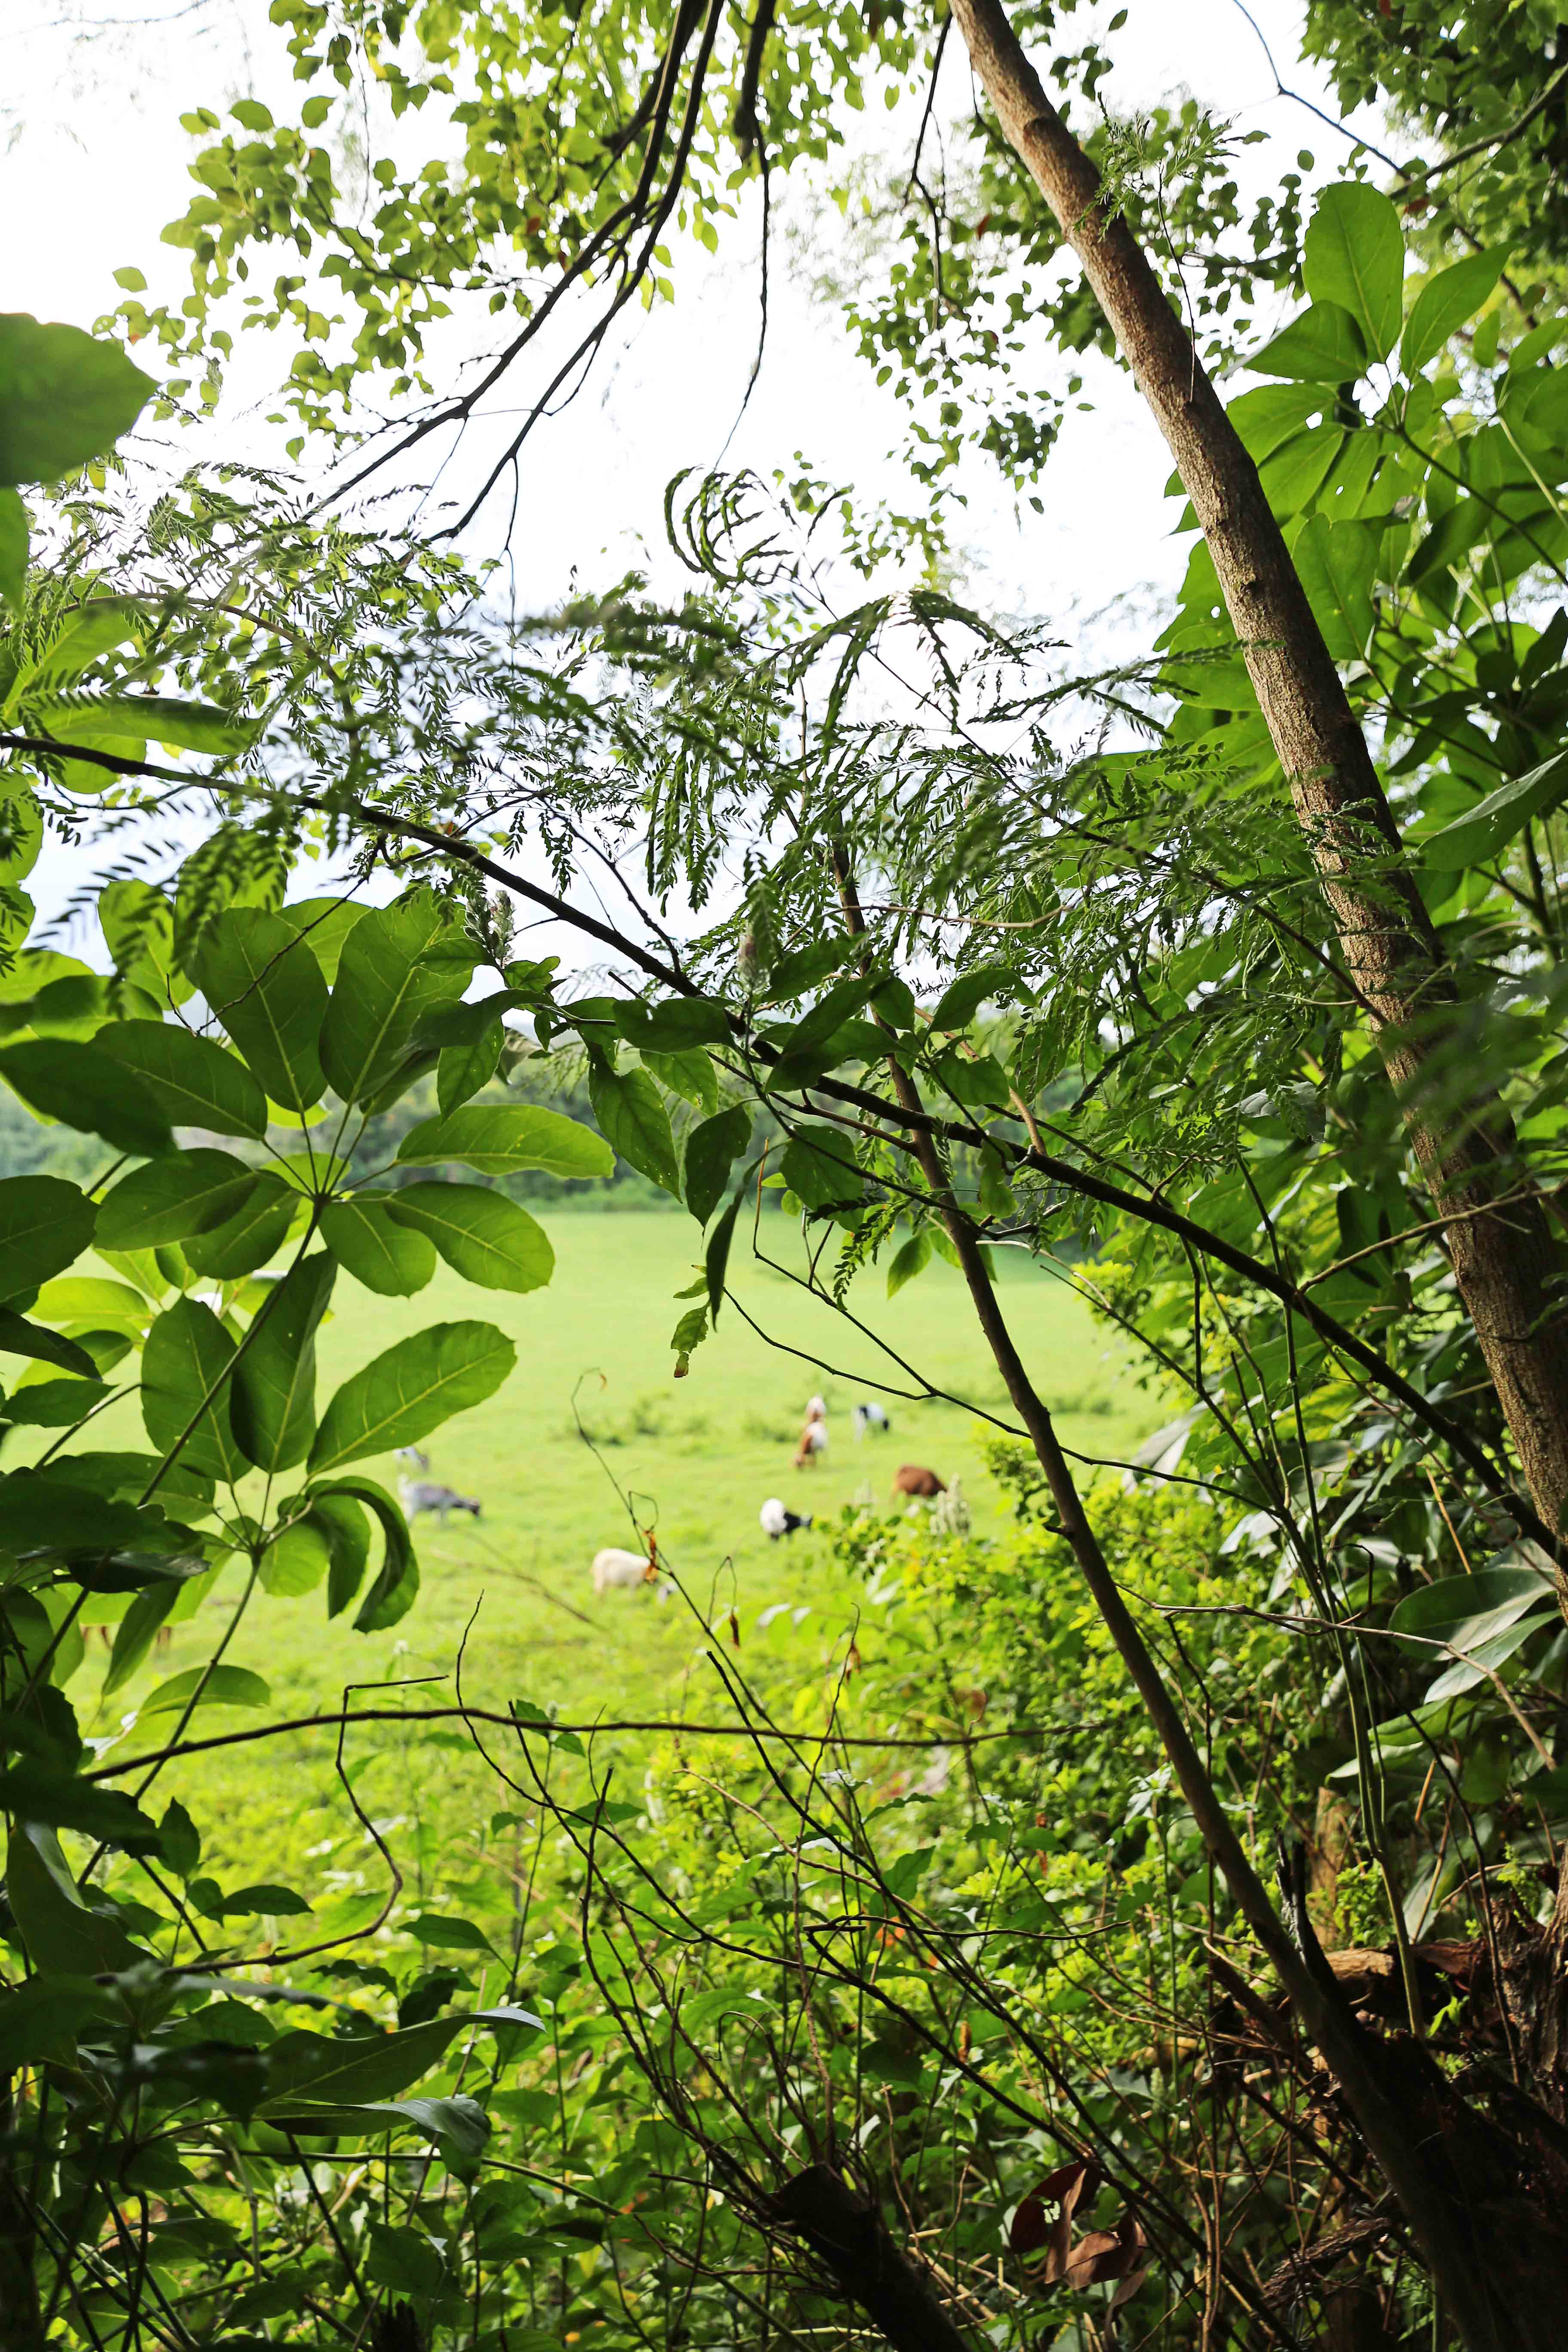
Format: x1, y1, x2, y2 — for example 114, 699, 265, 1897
393, 1393, 950, 1599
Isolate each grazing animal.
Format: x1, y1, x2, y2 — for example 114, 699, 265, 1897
892, 1464, 946, 1500
399, 1477, 481, 1527
760, 1497, 812, 1541
395, 1446, 432, 1472
793, 1396, 828, 1470
852, 1401, 891, 1440
592, 1546, 656, 1595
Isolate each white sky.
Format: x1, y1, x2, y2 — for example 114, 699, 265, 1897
3, 0, 1387, 954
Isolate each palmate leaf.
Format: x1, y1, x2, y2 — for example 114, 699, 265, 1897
320, 1197, 438, 1296
385, 1183, 553, 1293
0, 1173, 96, 1305
231, 1252, 336, 1474
319, 889, 475, 1107
0, 1039, 172, 1157
308, 1321, 516, 1476
191, 909, 328, 1114
96, 1019, 268, 1138
396, 1103, 612, 1178
96, 1149, 262, 1250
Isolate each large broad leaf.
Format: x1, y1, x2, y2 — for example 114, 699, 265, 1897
611, 995, 732, 1050
1250, 302, 1369, 383
24, 694, 255, 757
319, 891, 475, 1107
320, 1197, 438, 1296
231, 1252, 337, 1474
396, 1103, 612, 1178
259, 1515, 332, 1597
0, 1173, 95, 1305
1400, 249, 1504, 378
271, 2095, 489, 2162
437, 1024, 502, 1115
0, 1038, 172, 1157
308, 1321, 516, 1475
96, 1019, 268, 1139
0, 314, 154, 485
97, 1149, 262, 1250
0, 1310, 101, 1380
1422, 748, 1568, 870
6, 1826, 147, 1975
683, 1104, 752, 1226
182, 1179, 297, 1278
276, 896, 368, 986
191, 909, 328, 1114
0, 1467, 180, 1558
588, 1063, 680, 1194
1303, 184, 1404, 361
258, 2016, 473, 2108
781, 1124, 864, 1211
1292, 516, 1378, 663
140, 1296, 248, 1485
385, 1183, 553, 1294
308, 1474, 418, 1629
140, 1664, 271, 1715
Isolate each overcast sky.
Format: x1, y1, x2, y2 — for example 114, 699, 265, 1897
4, 0, 1384, 956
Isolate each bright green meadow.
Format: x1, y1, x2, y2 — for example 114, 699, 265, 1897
41, 1211, 1155, 1893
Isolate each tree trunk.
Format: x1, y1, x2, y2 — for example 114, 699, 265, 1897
947, 0, 1568, 1560
772, 2165, 976, 2352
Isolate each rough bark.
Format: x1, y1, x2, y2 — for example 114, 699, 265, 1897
948, 0, 1568, 1559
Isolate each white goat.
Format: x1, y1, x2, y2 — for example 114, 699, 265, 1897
852, 1402, 891, 1440
591, 1546, 655, 1595
760, 1498, 812, 1540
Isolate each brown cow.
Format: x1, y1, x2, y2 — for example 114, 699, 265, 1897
892, 1464, 946, 1500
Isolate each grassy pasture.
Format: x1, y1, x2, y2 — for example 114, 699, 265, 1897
50, 1211, 1158, 1894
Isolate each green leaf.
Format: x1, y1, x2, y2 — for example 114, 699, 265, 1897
260, 1518, 333, 1598
31, 1276, 148, 1333
275, 896, 366, 986
320, 890, 475, 1106
203, 1881, 312, 1918
766, 936, 857, 1000
104, 1580, 185, 1696
305, 1490, 371, 1618
928, 963, 1015, 1032
684, 1104, 752, 1225
0, 1467, 180, 1559
97, 1149, 262, 1249
670, 1302, 707, 1374
366, 2222, 447, 2299
320, 1197, 438, 1296
191, 909, 328, 1115
307, 1475, 416, 1629
385, 1183, 553, 1293
276, 2094, 489, 2161
259, 2015, 468, 2107
1292, 515, 1378, 662
887, 1229, 932, 1298
0, 1038, 172, 1156
2, 1376, 112, 1427
705, 1187, 743, 1325
781, 1124, 864, 1212
140, 1296, 247, 1485
1250, 302, 1369, 383
308, 1321, 517, 1475
0, 487, 25, 609
1400, 249, 1504, 378
0, 1173, 96, 1305
140, 1664, 271, 1715
231, 1252, 336, 1474
96, 1019, 268, 1139
1303, 184, 1404, 360
642, 1044, 719, 1116
0, 1974, 107, 2069
182, 1179, 297, 1278
397, 1103, 613, 1178
1423, 748, 1568, 870
403, 1912, 499, 1956
30, 693, 255, 757
5, 1826, 146, 1973
0, 1310, 100, 1379
437, 1024, 502, 1115
611, 995, 731, 1050
98, 879, 187, 1004
0, 313, 155, 484
588, 1063, 680, 1193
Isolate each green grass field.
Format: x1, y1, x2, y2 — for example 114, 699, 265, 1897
47, 1212, 1158, 1891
